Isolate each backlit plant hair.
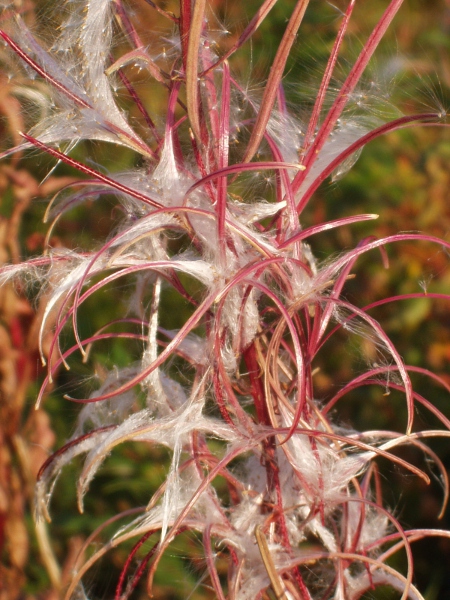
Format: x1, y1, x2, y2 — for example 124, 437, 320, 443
0, 0, 449, 598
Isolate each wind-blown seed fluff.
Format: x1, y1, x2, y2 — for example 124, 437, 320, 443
0, 0, 449, 598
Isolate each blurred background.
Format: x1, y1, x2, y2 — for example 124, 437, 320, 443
0, 0, 449, 598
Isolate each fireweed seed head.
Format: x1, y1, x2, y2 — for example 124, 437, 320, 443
1, 0, 450, 598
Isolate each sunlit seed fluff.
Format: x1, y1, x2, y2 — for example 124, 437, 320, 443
1, 0, 449, 598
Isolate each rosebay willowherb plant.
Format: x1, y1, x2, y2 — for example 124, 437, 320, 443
1, 0, 450, 598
